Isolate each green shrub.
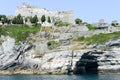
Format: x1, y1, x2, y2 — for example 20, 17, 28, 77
54, 20, 70, 26
86, 24, 97, 30
74, 32, 120, 45
75, 18, 82, 25
85, 33, 110, 45
47, 41, 58, 50
12, 14, 23, 24
73, 36, 85, 41
0, 24, 41, 44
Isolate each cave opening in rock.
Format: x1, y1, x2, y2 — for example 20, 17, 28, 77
74, 61, 98, 74
74, 51, 100, 74
85, 62, 98, 74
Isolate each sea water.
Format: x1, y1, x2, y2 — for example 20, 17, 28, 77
0, 74, 119, 80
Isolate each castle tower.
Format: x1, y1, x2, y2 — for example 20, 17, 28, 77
59, 11, 75, 24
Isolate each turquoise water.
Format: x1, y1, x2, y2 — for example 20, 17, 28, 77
0, 74, 120, 80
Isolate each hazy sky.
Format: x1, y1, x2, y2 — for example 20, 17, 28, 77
0, 0, 120, 23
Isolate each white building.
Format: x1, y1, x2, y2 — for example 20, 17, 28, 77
16, 3, 75, 24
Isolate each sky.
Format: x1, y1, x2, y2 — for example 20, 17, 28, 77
0, 0, 120, 23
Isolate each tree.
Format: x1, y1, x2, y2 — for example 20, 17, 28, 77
12, 14, 23, 24
17, 14, 23, 24
41, 15, 46, 23
1, 15, 8, 24
47, 16, 51, 23
75, 18, 82, 25
0, 15, 2, 21
30, 15, 38, 24
111, 20, 119, 27
1, 17, 8, 24
12, 17, 17, 24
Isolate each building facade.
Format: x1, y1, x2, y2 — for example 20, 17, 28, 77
16, 3, 75, 24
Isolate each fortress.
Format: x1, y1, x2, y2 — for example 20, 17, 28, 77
16, 3, 75, 24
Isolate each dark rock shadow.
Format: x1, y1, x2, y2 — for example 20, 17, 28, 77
74, 51, 103, 74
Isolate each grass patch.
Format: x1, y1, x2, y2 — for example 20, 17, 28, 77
54, 20, 70, 27
42, 27, 53, 33
74, 32, 120, 45
47, 40, 58, 50
0, 24, 41, 44
73, 36, 85, 41
86, 24, 97, 30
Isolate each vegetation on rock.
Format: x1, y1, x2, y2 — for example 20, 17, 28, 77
41, 15, 46, 23
86, 24, 97, 30
30, 15, 38, 24
75, 18, 82, 25
12, 14, 23, 24
47, 40, 58, 50
74, 31, 120, 45
0, 15, 9, 24
54, 20, 70, 26
47, 16, 51, 23
0, 24, 41, 44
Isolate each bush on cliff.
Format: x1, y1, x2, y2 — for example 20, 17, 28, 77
47, 40, 58, 50
0, 24, 41, 44
86, 24, 97, 30
75, 18, 82, 25
54, 20, 70, 27
74, 32, 120, 45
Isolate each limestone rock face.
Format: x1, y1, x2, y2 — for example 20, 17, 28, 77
106, 39, 120, 47
41, 51, 72, 71
0, 36, 34, 70
40, 50, 89, 74
1, 36, 120, 74
73, 49, 120, 74
98, 50, 120, 74
0, 36, 16, 69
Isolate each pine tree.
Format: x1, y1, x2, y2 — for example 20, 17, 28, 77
12, 14, 23, 24
47, 16, 51, 23
41, 15, 46, 23
30, 15, 38, 24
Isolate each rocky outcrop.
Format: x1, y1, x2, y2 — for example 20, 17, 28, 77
106, 39, 120, 47
73, 49, 120, 74
0, 36, 34, 70
98, 49, 120, 74
0, 37, 89, 74
1, 36, 120, 74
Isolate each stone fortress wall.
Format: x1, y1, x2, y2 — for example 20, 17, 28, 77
16, 3, 75, 24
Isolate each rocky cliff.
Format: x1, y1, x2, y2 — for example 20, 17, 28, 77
0, 36, 120, 74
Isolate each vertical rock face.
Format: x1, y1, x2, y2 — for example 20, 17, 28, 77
73, 49, 120, 74
0, 36, 16, 69
1, 36, 120, 74
40, 50, 73, 73
98, 50, 120, 74
2, 36, 15, 55
40, 50, 89, 74
0, 36, 34, 70
74, 51, 104, 74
